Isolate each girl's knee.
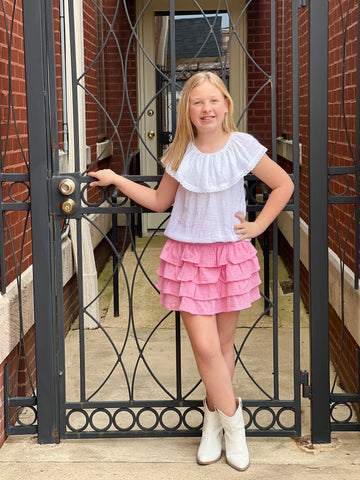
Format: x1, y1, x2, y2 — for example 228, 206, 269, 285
193, 340, 222, 364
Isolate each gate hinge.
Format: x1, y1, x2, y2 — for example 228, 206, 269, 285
300, 370, 312, 399
299, 0, 307, 7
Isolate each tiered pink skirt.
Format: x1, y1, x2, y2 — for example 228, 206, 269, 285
156, 239, 261, 315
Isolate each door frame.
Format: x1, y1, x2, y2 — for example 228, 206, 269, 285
136, 0, 248, 233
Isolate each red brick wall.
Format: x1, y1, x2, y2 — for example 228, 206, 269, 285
327, 1, 358, 274
273, 1, 359, 407
0, 324, 36, 448
101, 1, 138, 174
247, 0, 272, 154
81, 1, 138, 173
273, 2, 310, 224
83, 1, 98, 166
83, 2, 137, 207
329, 303, 360, 399
298, 7, 310, 224
280, 226, 359, 418
0, 0, 33, 449
0, 274, 80, 448
0, 3, 65, 291
279, 1, 358, 273
53, 1, 64, 150
1, 1, 139, 447
0, 0, 32, 289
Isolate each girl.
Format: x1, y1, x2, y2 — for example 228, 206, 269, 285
89, 72, 294, 471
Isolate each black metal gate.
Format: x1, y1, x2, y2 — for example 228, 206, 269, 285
4, 0, 357, 445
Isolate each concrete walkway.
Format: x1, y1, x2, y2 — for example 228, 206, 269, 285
1, 428, 360, 479
1, 240, 360, 479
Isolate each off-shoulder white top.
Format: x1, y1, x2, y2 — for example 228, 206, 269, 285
164, 132, 267, 243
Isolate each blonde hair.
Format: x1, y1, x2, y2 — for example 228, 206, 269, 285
162, 72, 238, 171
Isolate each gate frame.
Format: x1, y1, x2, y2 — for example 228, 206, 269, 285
308, 0, 331, 444
18, 0, 336, 444
23, 0, 60, 444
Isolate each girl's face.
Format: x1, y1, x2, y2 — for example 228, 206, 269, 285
188, 80, 229, 136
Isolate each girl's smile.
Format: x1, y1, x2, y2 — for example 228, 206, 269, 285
189, 80, 229, 134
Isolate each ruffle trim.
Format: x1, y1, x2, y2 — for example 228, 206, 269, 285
159, 288, 261, 315
165, 132, 267, 193
156, 272, 261, 301
157, 257, 260, 284
158, 239, 259, 268
156, 239, 261, 315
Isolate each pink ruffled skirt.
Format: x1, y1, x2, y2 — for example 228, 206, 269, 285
156, 239, 261, 315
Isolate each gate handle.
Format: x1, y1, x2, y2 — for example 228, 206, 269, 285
59, 178, 76, 196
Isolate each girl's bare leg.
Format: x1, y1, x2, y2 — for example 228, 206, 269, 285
216, 311, 239, 383
181, 311, 238, 416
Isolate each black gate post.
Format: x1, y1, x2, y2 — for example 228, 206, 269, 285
308, 0, 331, 443
23, 0, 59, 443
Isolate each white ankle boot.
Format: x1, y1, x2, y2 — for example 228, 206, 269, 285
217, 398, 250, 471
196, 398, 223, 465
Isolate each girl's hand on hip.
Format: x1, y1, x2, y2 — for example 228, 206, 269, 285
234, 213, 263, 241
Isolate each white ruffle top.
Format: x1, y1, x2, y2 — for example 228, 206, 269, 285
164, 132, 267, 243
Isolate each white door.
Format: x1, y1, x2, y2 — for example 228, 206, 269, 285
136, 0, 248, 234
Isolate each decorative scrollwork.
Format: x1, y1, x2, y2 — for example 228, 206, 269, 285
66, 405, 204, 435
64, 404, 297, 435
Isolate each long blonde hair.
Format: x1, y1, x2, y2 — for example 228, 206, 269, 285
162, 72, 238, 171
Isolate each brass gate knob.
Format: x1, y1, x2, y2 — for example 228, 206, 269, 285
61, 199, 76, 215
59, 178, 76, 195
147, 130, 155, 139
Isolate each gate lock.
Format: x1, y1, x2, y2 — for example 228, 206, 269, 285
59, 178, 76, 196
57, 177, 77, 216
61, 198, 76, 215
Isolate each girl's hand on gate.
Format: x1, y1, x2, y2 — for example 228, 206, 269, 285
88, 169, 119, 187
234, 213, 263, 241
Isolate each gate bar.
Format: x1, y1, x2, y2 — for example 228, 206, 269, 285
292, 0, 302, 435
308, 0, 331, 443
23, 0, 59, 443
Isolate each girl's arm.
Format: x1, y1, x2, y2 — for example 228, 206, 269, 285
235, 154, 294, 241
88, 169, 179, 213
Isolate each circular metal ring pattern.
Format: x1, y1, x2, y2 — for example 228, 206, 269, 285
328, 174, 350, 197
8, 181, 31, 203
89, 408, 113, 432
159, 407, 182, 432
330, 402, 353, 423
66, 409, 90, 433
81, 183, 105, 207
242, 406, 252, 429
113, 407, 136, 432
276, 407, 296, 431
136, 407, 159, 431
183, 406, 203, 431
15, 405, 37, 427
253, 407, 276, 431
